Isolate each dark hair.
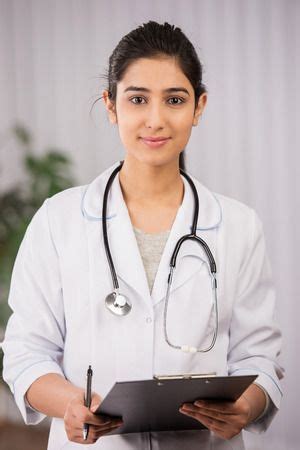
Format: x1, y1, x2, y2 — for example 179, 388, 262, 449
100, 21, 206, 171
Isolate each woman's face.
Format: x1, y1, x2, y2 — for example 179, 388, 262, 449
103, 56, 207, 168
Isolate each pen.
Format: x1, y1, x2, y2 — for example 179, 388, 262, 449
83, 365, 93, 441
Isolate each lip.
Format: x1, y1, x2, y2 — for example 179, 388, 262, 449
141, 136, 170, 141
140, 136, 171, 148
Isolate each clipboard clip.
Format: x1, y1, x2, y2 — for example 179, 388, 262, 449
153, 372, 217, 381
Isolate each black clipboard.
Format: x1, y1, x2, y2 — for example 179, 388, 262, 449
95, 374, 257, 434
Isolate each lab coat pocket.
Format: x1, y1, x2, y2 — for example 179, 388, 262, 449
165, 256, 217, 351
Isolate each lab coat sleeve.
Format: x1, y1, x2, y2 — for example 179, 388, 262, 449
227, 209, 284, 433
2, 199, 65, 425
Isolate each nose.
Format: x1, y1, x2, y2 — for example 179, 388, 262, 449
144, 101, 166, 130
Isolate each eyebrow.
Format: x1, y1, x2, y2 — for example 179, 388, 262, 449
123, 86, 190, 96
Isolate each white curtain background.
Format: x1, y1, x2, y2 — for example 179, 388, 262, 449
0, 0, 299, 449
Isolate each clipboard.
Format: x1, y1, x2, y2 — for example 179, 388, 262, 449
95, 374, 257, 434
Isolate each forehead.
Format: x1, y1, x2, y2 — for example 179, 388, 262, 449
118, 56, 193, 92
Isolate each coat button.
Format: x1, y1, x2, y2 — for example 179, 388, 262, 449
146, 317, 152, 324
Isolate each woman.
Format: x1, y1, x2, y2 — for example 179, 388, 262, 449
2, 21, 283, 449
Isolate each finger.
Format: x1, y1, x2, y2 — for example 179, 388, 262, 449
190, 400, 237, 415
87, 422, 123, 439
71, 417, 119, 433
82, 411, 119, 427
180, 405, 228, 425
90, 393, 102, 413
91, 403, 100, 413
180, 408, 225, 431
70, 395, 103, 425
195, 397, 250, 421
73, 422, 123, 444
89, 420, 123, 433
69, 412, 118, 434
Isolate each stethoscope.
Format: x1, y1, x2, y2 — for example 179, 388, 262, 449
103, 161, 218, 353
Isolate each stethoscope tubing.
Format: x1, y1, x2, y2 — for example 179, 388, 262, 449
102, 161, 125, 291
102, 161, 218, 352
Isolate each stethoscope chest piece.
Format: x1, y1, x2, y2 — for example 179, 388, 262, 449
101, 161, 219, 352
105, 292, 132, 316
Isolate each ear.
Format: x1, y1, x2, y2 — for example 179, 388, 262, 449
193, 93, 207, 126
102, 90, 117, 124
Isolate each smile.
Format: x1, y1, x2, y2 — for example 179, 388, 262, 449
140, 137, 171, 148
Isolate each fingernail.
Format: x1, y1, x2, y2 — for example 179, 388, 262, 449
91, 405, 99, 413
114, 421, 123, 426
195, 400, 204, 407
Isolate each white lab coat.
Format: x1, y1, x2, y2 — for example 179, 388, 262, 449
2, 162, 283, 450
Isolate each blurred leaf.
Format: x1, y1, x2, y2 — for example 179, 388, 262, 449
0, 125, 76, 366
25, 151, 75, 209
12, 124, 32, 146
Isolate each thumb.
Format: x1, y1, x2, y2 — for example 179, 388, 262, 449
90, 403, 99, 413
90, 393, 102, 413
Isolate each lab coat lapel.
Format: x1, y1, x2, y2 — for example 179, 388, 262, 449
107, 180, 151, 302
151, 175, 221, 307
81, 163, 222, 308
81, 162, 150, 303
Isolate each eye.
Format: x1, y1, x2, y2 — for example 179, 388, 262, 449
130, 96, 146, 104
167, 97, 184, 105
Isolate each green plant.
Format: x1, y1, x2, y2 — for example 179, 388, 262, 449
0, 124, 76, 380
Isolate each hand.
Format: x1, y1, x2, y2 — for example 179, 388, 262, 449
64, 391, 123, 445
179, 395, 252, 440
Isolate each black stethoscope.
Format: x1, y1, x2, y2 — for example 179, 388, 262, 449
103, 161, 218, 353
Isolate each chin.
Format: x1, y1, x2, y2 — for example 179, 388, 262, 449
138, 154, 179, 169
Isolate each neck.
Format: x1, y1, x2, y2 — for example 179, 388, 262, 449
119, 156, 184, 208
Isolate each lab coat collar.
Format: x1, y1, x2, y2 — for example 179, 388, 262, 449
81, 162, 222, 306
81, 161, 222, 229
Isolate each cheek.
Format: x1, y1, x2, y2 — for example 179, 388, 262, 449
117, 117, 139, 141
174, 115, 194, 140
116, 107, 141, 131
173, 107, 194, 128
